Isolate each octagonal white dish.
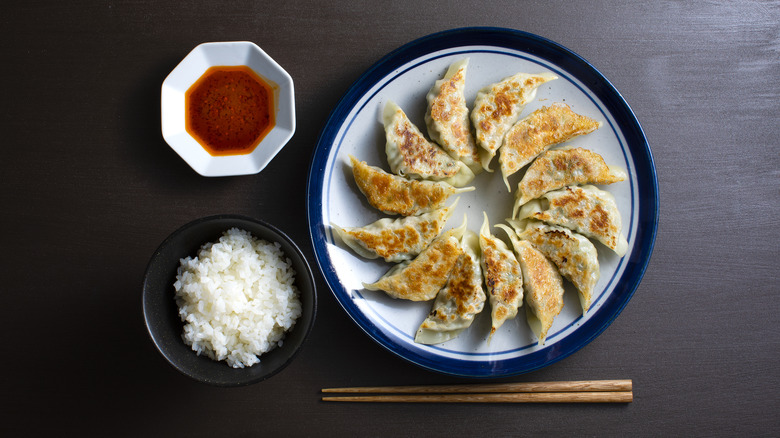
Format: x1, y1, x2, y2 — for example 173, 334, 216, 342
161, 41, 295, 177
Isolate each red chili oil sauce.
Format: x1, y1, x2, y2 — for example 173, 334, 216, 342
185, 65, 275, 156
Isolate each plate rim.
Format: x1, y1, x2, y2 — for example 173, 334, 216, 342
307, 26, 658, 377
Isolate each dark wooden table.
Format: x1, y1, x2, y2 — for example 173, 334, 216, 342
3, 1, 778, 436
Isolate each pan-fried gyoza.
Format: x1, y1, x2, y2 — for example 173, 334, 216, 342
499, 103, 602, 190
415, 230, 486, 345
384, 101, 474, 187
332, 201, 456, 262
516, 185, 628, 256
349, 155, 474, 216
363, 218, 467, 301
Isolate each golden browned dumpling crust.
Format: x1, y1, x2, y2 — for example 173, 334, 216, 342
349, 156, 473, 216
332, 204, 454, 262
384, 101, 475, 186
516, 240, 564, 341
497, 227, 564, 345
422, 254, 474, 323
499, 103, 602, 189
363, 225, 466, 301
479, 213, 523, 339
512, 220, 599, 314
426, 59, 481, 173
340, 221, 435, 261
517, 185, 628, 255
482, 240, 523, 336
513, 147, 627, 215
392, 114, 459, 177
415, 231, 486, 345
471, 72, 558, 171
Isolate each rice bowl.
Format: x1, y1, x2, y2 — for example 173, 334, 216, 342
174, 228, 302, 368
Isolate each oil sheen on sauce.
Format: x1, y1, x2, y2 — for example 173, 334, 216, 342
185, 65, 275, 156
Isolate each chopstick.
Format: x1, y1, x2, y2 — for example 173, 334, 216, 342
323, 379, 631, 394
322, 379, 632, 403
322, 392, 632, 403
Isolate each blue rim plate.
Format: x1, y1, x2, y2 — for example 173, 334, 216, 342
307, 27, 658, 377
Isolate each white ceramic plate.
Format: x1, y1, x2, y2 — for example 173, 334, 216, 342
161, 41, 295, 177
307, 28, 657, 377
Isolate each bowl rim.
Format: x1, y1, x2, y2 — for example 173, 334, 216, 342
160, 41, 296, 177
142, 214, 317, 386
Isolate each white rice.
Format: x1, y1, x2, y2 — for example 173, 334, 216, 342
173, 227, 302, 368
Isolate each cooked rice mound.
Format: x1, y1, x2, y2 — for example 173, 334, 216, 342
173, 228, 302, 368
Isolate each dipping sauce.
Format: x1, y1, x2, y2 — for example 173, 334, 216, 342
185, 66, 275, 156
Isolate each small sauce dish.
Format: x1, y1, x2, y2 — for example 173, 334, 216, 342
161, 42, 295, 177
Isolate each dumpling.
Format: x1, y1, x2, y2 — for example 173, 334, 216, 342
415, 230, 486, 345
349, 155, 474, 216
499, 103, 602, 190
513, 147, 627, 216
425, 58, 482, 174
479, 212, 523, 340
363, 218, 467, 301
332, 202, 456, 263
471, 72, 558, 171
508, 219, 599, 314
516, 185, 628, 256
496, 224, 564, 345
384, 101, 475, 187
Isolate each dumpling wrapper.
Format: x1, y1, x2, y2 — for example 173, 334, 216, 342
497, 224, 564, 345
415, 230, 486, 345
384, 101, 475, 187
508, 219, 599, 314
425, 58, 482, 174
332, 201, 456, 263
517, 185, 628, 256
471, 72, 558, 171
499, 103, 602, 190
479, 212, 523, 341
363, 217, 468, 301
349, 155, 474, 216
513, 147, 627, 217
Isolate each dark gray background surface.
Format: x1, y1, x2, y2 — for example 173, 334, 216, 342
2, 1, 778, 436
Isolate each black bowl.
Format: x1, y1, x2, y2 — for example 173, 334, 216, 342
142, 214, 317, 386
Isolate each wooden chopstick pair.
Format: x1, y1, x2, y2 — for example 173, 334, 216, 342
322, 379, 633, 403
